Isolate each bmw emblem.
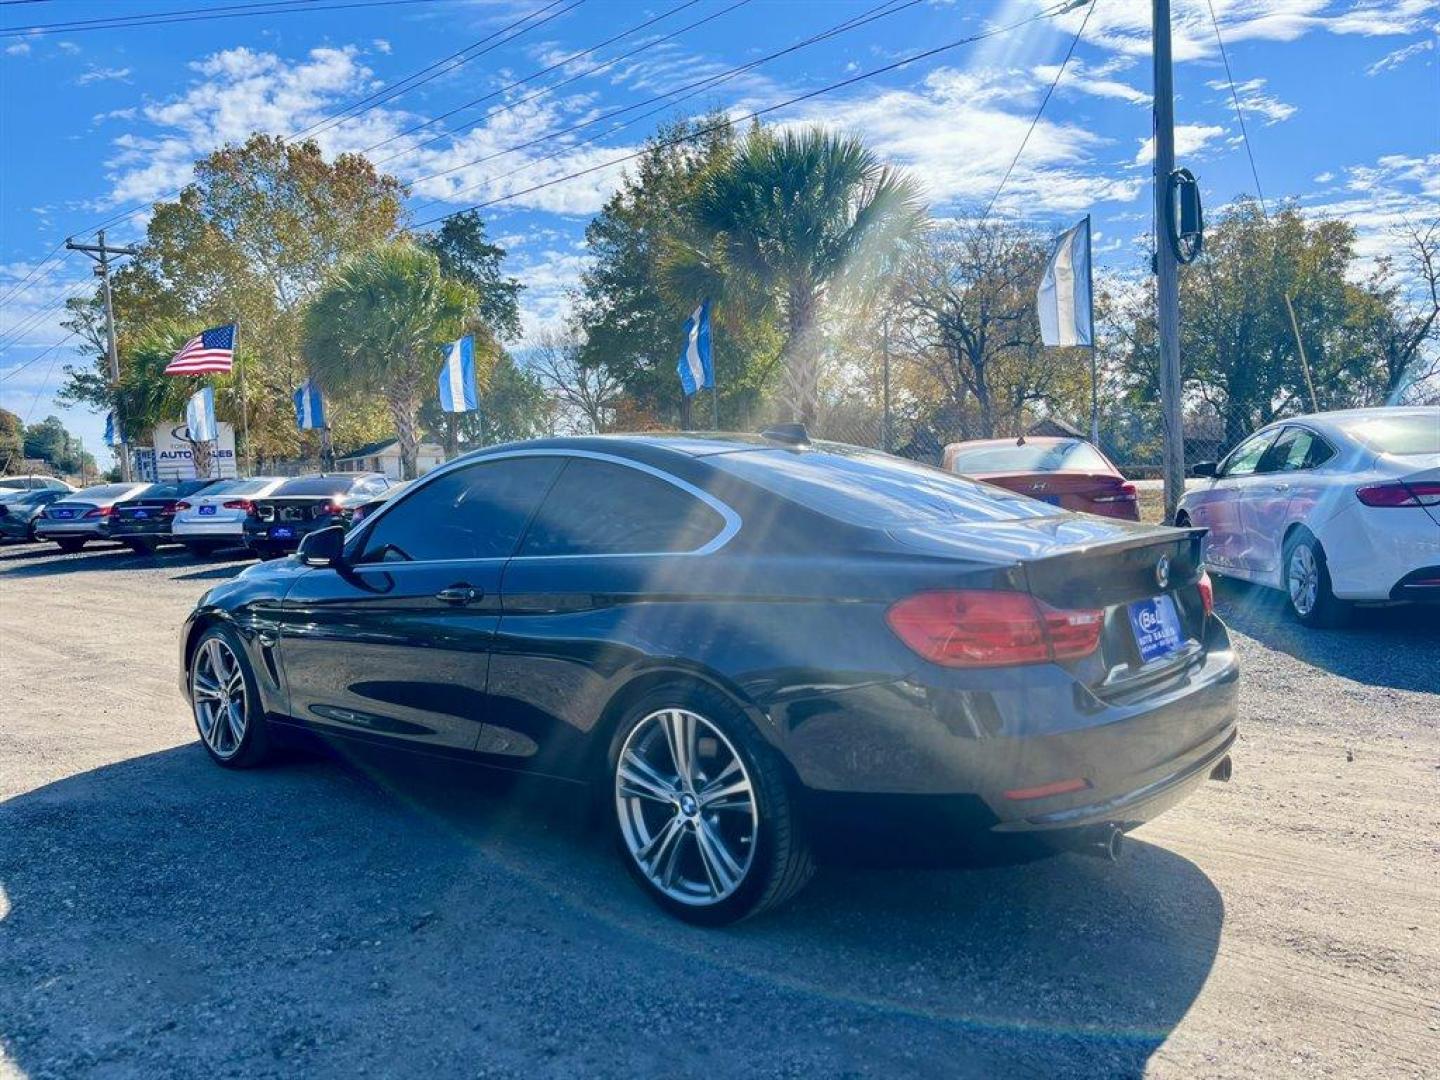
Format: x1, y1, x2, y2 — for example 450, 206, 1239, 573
1155, 555, 1171, 590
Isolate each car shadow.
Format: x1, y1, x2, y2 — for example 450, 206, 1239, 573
1214, 576, 1440, 693
0, 542, 253, 581
0, 743, 1223, 1078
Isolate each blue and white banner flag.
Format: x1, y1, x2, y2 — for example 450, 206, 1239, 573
103, 412, 121, 446
185, 385, 218, 443
675, 299, 713, 397
1037, 217, 1093, 348
293, 379, 326, 430
438, 335, 478, 413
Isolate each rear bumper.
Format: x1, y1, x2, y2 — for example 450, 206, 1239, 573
173, 518, 245, 538
244, 516, 343, 551
775, 617, 1240, 836
1390, 566, 1440, 604
34, 519, 106, 539
0, 517, 36, 538
108, 520, 175, 540
1321, 504, 1440, 600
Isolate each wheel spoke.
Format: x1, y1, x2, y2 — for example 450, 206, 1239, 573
694, 819, 742, 896
661, 710, 696, 789
698, 777, 752, 811
225, 701, 245, 748
639, 814, 684, 876
192, 672, 222, 701
618, 751, 678, 804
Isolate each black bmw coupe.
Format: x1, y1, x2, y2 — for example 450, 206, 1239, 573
180, 431, 1239, 923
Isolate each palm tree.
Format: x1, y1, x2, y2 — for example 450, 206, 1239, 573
675, 127, 926, 425
303, 241, 476, 479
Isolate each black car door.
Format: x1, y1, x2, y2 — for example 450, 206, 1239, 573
274, 456, 563, 753
484, 454, 738, 778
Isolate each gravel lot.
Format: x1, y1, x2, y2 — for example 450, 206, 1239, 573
2, 539, 1436, 1079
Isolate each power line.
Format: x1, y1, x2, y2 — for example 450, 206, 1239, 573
0, 275, 90, 354
365, 0, 713, 161
1205, 0, 1268, 218
0, 242, 66, 309
290, 0, 577, 142
21, 338, 71, 424
2, 332, 77, 387
415, 0, 1081, 228
0, 0, 449, 37
406, 0, 920, 209
979, 0, 1097, 222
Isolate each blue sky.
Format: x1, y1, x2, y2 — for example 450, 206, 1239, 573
2, 0, 1437, 455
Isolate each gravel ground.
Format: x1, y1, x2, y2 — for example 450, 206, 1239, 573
1, 539, 1436, 1079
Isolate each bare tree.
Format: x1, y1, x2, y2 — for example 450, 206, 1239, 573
528, 328, 624, 434
903, 219, 1080, 440
1368, 219, 1440, 401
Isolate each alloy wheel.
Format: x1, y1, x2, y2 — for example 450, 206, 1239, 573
1288, 543, 1318, 616
191, 637, 248, 760
615, 708, 758, 906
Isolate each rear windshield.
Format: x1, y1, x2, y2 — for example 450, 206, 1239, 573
949, 440, 1111, 473
73, 484, 147, 500
203, 478, 281, 497
710, 447, 1057, 526
1336, 413, 1440, 455
274, 476, 354, 496
0, 489, 52, 504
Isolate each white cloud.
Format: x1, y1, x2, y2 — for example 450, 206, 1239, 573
373, 38, 392, 55
784, 65, 1143, 216
1036, 58, 1149, 106
57, 41, 80, 55
1058, 0, 1440, 64
1206, 76, 1297, 124
77, 66, 132, 86
5, 42, 30, 57
1134, 123, 1227, 166
1365, 37, 1435, 73
1302, 151, 1440, 264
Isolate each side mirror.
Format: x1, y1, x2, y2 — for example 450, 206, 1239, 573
298, 525, 347, 568
1191, 461, 1217, 478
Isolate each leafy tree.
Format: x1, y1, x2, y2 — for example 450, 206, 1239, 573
576, 115, 781, 428
303, 241, 476, 479
420, 211, 524, 341
0, 407, 24, 472
61, 134, 405, 464
672, 126, 926, 425
21, 415, 99, 478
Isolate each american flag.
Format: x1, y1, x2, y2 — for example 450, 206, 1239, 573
164, 324, 236, 376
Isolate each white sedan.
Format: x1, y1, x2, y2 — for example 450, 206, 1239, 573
171, 476, 287, 555
1178, 407, 1439, 626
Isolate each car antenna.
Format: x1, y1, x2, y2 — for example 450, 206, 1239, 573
761, 422, 809, 446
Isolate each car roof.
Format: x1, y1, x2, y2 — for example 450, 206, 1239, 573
944, 437, 1079, 450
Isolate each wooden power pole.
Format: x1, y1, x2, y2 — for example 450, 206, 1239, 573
66, 230, 138, 482
1152, 0, 1186, 523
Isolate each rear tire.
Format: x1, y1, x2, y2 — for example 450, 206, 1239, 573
607, 681, 814, 925
124, 538, 157, 554
1283, 529, 1349, 628
55, 538, 85, 554
189, 624, 272, 768
183, 540, 222, 557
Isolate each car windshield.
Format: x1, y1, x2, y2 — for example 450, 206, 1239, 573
1335, 413, 1440, 455
710, 446, 1057, 527
73, 483, 146, 500
274, 476, 356, 496
948, 440, 1111, 473
201, 478, 279, 497
0, 490, 51, 505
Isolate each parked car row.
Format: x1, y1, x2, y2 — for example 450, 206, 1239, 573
7, 473, 400, 559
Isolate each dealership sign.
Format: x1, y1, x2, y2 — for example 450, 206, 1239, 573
143, 421, 238, 480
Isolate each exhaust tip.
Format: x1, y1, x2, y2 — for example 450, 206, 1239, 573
1209, 755, 1233, 782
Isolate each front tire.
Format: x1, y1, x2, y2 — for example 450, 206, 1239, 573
608, 683, 813, 925
1284, 530, 1349, 628
189, 625, 272, 768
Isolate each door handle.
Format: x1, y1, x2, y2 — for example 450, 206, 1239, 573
435, 585, 480, 605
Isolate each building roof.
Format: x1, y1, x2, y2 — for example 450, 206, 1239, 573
334, 438, 444, 461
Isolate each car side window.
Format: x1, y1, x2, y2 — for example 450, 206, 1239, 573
1218, 430, 1278, 477
1257, 427, 1335, 474
518, 458, 726, 557
357, 457, 563, 563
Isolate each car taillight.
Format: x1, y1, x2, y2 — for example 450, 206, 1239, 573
1092, 482, 1138, 503
174, 501, 192, 511
885, 590, 1103, 668
223, 499, 254, 512
323, 501, 346, 516
82, 506, 116, 519
1197, 570, 1214, 618
1356, 481, 1440, 508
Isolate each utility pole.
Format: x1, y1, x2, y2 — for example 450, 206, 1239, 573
66, 230, 138, 482
1152, 0, 1186, 524
881, 311, 892, 454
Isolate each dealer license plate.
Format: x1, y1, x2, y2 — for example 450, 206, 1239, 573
270, 526, 294, 539
1127, 595, 1184, 663
199, 505, 217, 516
52, 509, 74, 518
